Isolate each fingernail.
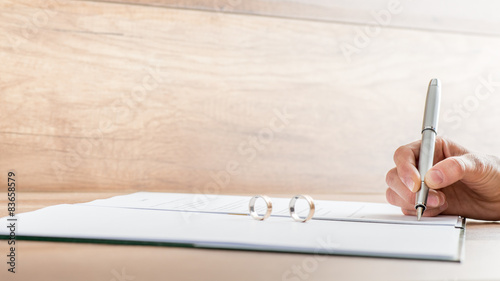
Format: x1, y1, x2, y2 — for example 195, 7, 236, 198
426, 170, 444, 187
403, 177, 415, 192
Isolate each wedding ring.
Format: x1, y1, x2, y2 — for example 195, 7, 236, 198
289, 194, 315, 222
249, 195, 273, 221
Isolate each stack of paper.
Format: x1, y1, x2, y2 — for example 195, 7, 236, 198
0, 192, 465, 261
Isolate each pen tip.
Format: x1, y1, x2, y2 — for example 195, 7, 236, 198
416, 207, 424, 221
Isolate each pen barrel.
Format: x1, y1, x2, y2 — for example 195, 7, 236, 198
416, 130, 436, 207
422, 79, 441, 132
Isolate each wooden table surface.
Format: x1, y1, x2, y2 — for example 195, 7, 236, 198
2, 0, 500, 280
1, 192, 500, 281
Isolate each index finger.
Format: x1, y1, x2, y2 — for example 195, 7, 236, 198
393, 140, 422, 192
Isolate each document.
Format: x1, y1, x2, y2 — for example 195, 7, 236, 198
81, 192, 464, 226
0, 192, 465, 261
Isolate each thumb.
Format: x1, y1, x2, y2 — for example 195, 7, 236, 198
424, 154, 489, 189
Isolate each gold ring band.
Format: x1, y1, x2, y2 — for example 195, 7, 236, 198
249, 195, 273, 221
289, 194, 315, 222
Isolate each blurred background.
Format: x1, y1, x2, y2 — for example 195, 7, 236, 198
2, 0, 500, 198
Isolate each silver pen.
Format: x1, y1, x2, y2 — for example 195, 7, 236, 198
415, 79, 441, 220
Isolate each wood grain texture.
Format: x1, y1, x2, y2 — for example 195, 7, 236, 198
85, 0, 500, 36
1, 0, 500, 194
0, 192, 499, 281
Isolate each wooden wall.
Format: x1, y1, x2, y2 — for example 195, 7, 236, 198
2, 0, 500, 195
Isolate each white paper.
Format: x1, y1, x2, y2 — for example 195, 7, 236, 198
0, 193, 465, 261
81, 192, 461, 226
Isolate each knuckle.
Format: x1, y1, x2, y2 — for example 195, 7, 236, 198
385, 188, 396, 204
436, 136, 445, 146
385, 168, 397, 186
470, 154, 488, 173
448, 156, 467, 177
458, 153, 490, 175
467, 153, 495, 183
393, 146, 407, 163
